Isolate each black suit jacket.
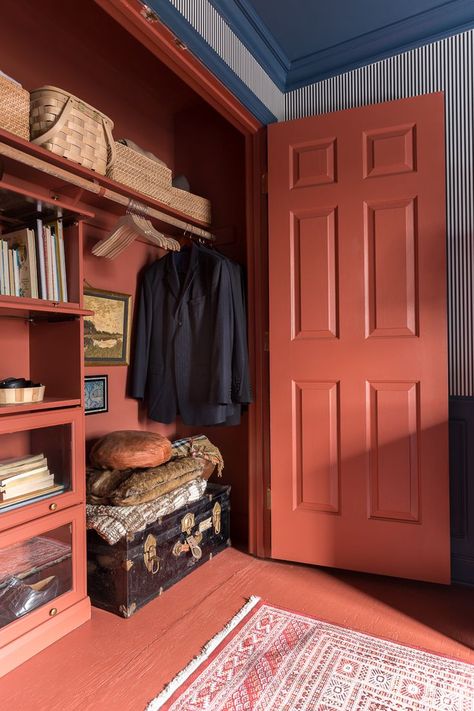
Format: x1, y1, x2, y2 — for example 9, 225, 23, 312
131, 244, 234, 425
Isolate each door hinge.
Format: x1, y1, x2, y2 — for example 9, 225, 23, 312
264, 331, 269, 352
266, 487, 271, 510
261, 172, 268, 194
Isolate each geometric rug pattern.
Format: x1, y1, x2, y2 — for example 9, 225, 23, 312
151, 600, 474, 710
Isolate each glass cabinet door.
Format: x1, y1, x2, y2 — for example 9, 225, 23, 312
0, 505, 85, 645
0, 524, 72, 628
0, 409, 84, 530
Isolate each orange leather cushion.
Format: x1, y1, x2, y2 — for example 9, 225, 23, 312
90, 430, 172, 470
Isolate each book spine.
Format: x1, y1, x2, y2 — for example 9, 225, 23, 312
3, 241, 9, 295
58, 221, 68, 302
50, 226, 59, 301
0, 239, 4, 295
16, 242, 30, 298
27, 228, 39, 298
54, 221, 63, 301
36, 217, 47, 299
13, 248, 21, 297
8, 249, 14, 296
44, 226, 53, 300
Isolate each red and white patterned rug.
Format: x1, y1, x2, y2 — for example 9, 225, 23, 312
146, 597, 474, 710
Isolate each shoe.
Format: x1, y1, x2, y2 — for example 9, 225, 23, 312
0, 575, 59, 625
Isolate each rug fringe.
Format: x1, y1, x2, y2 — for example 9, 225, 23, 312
145, 595, 261, 710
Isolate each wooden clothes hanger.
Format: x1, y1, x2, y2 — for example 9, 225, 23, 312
92, 200, 181, 259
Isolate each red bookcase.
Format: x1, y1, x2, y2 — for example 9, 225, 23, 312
0, 184, 91, 677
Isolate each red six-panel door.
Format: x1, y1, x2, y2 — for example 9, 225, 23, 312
268, 93, 449, 583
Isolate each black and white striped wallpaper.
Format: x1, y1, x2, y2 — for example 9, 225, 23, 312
163, 2, 474, 397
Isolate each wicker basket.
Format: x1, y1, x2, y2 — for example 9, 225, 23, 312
168, 186, 211, 225
107, 142, 172, 204
0, 74, 29, 140
29, 86, 115, 174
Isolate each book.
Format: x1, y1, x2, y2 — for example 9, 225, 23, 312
0, 484, 65, 511
2, 240, 9, 295
43, 225, 53, 300
13, 247, 20, 296
57, 220, 68, 302
0, 453, 45, 472
2, 228, 39, 298
8, 249, 14, 296
36, 215, 47, 299
0, 240, 4, 295
0, 464, 49, 486
49, 225, 60, 301
0, 473, 54, 501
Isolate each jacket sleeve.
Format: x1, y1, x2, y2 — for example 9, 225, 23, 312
209, 260, 234, 405
229, 263, 252, 404
131, 275, 153, 399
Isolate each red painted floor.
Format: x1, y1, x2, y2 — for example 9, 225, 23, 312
2, 548, 473, 710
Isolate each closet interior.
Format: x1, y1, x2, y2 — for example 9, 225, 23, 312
0, 0, 253, 591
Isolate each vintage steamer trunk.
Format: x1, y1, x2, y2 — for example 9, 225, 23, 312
87, 484, 230, 618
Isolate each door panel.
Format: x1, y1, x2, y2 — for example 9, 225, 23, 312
268, 93, 449, 583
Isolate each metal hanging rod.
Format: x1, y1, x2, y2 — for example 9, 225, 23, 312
0, 142, 215, 241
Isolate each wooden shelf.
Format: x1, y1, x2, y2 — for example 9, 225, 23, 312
0, 128, 213, 235
0, 396, 81, 416
0, 296, 92, 319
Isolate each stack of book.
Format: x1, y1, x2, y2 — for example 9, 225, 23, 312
0, 453, 64, 509
0, 220, 68, 301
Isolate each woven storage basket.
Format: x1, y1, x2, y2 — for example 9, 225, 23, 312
168, 186, 211, 225
0, 74, 29, 140
107, 142, 172, 204
29, 86, 115, 174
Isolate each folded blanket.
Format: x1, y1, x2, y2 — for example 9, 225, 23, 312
171, 435, 224, 476
86, 477, 207, 545
111, 457, 205, 505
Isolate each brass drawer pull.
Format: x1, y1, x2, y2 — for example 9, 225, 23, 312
49, 502, 58, 511
49, 607, 58, 617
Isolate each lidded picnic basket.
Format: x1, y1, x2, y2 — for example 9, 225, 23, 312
29, 86, 115, 174
0, 73, 29, 140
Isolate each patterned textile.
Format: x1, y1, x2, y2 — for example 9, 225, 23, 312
171, 435, 224, 476
153, 600, 474, 710
86, 478, 207, 545
0, 536, 71, 585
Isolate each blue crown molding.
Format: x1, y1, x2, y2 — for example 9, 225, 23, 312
211, 0, 474, 92
146, 0, 277, 124
207, 0, 289, 91
286, 0, 474, 89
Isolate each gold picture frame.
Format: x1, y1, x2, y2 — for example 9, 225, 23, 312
84, 287, 132, 366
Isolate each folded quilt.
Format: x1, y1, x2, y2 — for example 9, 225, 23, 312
86, 477, 207, 545
111, 458, 205, 505
171, 434, 224, 475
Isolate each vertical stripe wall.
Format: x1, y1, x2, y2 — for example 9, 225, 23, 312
168, 0, 284, 119
160, 2, 473, 398
285, 31, 474, 397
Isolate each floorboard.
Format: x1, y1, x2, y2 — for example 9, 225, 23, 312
1, 548, 473, 710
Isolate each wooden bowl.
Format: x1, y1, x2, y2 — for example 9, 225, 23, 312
0, 385, 45, 405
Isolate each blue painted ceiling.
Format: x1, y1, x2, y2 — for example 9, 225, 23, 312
211, 0, 474, 90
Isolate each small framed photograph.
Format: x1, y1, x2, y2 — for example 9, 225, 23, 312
84, 375, 108, 415
84, 287, 132, 366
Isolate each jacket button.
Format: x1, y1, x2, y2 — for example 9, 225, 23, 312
178, 320, 183, 326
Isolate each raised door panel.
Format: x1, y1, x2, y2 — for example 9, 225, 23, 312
293, 381, 340, 513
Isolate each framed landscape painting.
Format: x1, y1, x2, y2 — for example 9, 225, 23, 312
84, 287, 132, 366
